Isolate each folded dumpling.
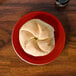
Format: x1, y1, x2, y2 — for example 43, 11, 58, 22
37, 19, 54, 40
19, 19, 55, 56
37, 38, 55, 53
19, 30, 34, 49
20, 20, 39, 38
25, 39, 46, 56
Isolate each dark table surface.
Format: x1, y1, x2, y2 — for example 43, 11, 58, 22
0, 0, 76, 76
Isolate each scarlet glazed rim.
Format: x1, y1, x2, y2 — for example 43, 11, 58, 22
12, 11, 66, 65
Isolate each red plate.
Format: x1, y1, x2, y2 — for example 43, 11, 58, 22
12, 11, 65, 65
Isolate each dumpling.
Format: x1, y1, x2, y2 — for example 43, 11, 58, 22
19, 19, 55, 56
37, 19, 54, 40
19, 30, 34, 49
25, 39, 46, 56
20, 20, 39, 38
37, 38, 55, 53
